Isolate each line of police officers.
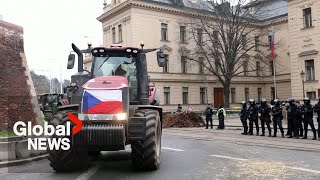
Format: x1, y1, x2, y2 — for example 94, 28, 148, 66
240, 97, 320, 140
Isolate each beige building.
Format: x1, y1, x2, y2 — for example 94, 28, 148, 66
84, 0, 318, 110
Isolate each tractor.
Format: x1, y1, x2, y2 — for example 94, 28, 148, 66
47, 43, 165, 172
38, 93, 68, 121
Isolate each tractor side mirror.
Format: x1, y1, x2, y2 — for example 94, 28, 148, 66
67, 54, 75, 69
156, 51, 166, 67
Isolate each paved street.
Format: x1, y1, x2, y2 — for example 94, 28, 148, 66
0, 128, 320, 180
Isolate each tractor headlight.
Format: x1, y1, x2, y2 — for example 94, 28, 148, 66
116, 113, 127, 120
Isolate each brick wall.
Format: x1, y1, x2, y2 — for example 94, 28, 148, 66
0, 20, 41, 131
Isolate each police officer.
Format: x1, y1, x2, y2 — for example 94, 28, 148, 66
287, 98, 299, 138
248, 99, 259, 136
272, 99, 284, 137
302, 97, 317, 140
259, 98, 272, 137
285, 98, 291, 136
204, 105, 214, 129
296, 101, 304, 137
240, 101, 248, 135
314, 97, 320, 141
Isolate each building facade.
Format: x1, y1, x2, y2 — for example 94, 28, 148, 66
287, 0, 320, 102
84, 0, 296, 111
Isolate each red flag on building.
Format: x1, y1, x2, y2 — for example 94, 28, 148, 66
271, 33, 275, 60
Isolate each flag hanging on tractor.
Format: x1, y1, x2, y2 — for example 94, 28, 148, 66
82, 90, 123, 114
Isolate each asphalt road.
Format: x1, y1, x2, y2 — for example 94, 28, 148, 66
1, 128, 320, 180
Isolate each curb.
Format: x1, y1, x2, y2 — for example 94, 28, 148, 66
0, 154, 48, 168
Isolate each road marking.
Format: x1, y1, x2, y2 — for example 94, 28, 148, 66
210, 155, 248, 161
287, 167, 320, 174
161, 147, 185, 152
75, 166, 99, 180
210, 155, 320, 174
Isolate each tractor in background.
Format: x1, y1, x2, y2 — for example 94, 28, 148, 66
47, 42, 165, 172
38, 93, 68, 121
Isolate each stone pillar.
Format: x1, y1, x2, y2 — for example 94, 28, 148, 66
0, 20, 42, 131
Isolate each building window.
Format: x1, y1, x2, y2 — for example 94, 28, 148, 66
182, 87, 188, 104
256, 61, 260, 76
200, 88, 206, 104
305, 60, 315, 81
255, 36, 259, 51
197, 28, 202, 44
231, 88, 236, 103
257, 88, 262, 102
112, 27, 116, 43
180, 26, 186, 43
303, 7, 312, 28
271, 87, 275, 100
242, 35, 246, 47
181, 56, 187, 74
215, 60, 220, 74
164, 87, 170, 105
163, 54, 169, 73
269, 61, 274, 75
245, 88, 249, 102
199, 57, 204, 74
306, 91, 316, 99
213, 31, 218, 41
161, 23, 168, 41
268, 35, 272, 49
243, 60, 248, 76
118, 24, 122, 42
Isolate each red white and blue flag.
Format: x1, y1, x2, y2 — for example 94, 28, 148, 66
270, 33, 275, 60
82, 90, 123, 114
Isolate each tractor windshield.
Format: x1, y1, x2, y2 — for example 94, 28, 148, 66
92, 56, 138, 101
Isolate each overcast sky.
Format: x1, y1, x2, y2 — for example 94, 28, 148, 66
0, 0, 108, 80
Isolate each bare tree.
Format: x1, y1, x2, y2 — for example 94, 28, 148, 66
184, 0, 277, 107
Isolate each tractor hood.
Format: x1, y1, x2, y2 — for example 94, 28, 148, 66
82, 76, 128, 90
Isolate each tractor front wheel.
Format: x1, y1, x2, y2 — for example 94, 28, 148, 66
47, 110, 89, 172
43, 112, 54, 122
131, 109, 162, 171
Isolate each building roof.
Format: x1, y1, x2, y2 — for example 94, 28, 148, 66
139, 0, 287, 21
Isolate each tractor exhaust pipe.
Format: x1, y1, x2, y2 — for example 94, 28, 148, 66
72, 43, 83, 73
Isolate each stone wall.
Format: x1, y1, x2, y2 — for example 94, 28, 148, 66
0, 20, 42, 131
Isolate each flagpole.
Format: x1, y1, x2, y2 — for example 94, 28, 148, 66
271, 27, 277, 99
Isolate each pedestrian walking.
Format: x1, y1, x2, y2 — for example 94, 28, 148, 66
204, 105, 214, 129
240, 101, 248, 135
302, 97, 317, 140
259, 98, 272, 137
248, 99, 259, 136
216, 105, 226, 129
272, 99, 284, 138
314, 97, 320, 141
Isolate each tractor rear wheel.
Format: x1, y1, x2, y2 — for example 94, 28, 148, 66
131, 109, 161, 171
47, 110, 89, 172
44, 112, 53, 122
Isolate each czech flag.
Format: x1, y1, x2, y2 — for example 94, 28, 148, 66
270, 33, 275, 60
82, 90, 123, 114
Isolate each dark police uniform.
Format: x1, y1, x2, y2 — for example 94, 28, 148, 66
205, 106, 214, 129
314, 99, 320, 140
286, 99, 299, 138
296, 103, 304, 137
248, 99, 259, 136
272, 99, 284, 137
240, 101, 248, 135
302, 98, 317, 140
259, 99, 272, 136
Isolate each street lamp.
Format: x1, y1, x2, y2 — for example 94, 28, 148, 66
300, 70, 305, 98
